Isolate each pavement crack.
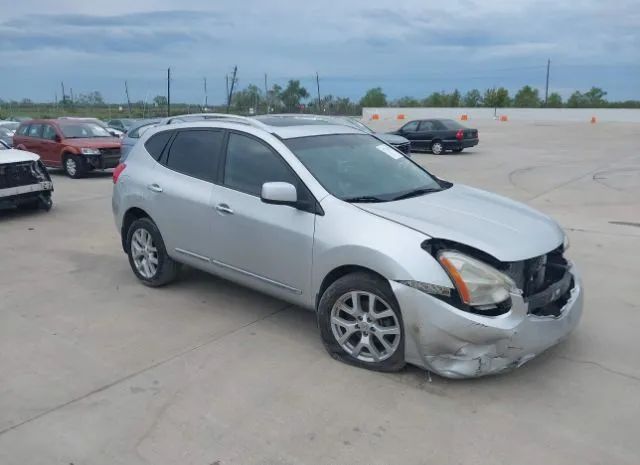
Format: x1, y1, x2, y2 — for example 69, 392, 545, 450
0, 303, 293, 437
558, 355, 640, 383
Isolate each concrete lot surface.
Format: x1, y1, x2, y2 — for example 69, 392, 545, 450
1, 120, 639, 464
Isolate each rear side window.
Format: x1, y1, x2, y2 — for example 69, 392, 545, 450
165, 129, 223, 182
223, 133, 296, 196
144, 130, 173, 160
419, 121, 435, 131
28, 124, 43, 138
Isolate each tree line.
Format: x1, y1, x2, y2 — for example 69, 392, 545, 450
2, 82, 638, 120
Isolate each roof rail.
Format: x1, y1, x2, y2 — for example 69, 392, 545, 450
166, 113, 270, 130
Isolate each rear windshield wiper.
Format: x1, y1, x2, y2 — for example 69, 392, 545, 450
343, 195, 387, 203
392, 187, 442, 201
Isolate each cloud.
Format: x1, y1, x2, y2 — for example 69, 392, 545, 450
0, 0, 638, 101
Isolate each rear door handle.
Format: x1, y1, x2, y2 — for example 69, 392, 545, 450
147, 184, 163, 193
215, 203, 234, 215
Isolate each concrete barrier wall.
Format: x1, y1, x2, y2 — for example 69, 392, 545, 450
362, 107, 640, 123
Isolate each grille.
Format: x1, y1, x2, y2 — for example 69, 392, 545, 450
505, 248, 568, 297
0, 162, 39, 189
100, 148, 121, 156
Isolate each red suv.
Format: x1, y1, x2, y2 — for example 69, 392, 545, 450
13, 119, 121, 178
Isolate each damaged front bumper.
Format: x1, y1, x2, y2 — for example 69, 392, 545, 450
390, 263, 583, 378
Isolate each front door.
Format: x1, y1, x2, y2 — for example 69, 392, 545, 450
209, 131, 315, 304
40, 124, 61, 166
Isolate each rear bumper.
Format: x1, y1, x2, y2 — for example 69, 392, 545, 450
444, 138, 479, 150
391, 263, 583, 378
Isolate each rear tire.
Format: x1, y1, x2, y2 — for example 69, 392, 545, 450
126, 217, 179, 287
431, 141, 445, 155
317, 272, 405, 372
63, 154, 87, 178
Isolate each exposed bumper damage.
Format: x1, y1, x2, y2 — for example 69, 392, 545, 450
391, 263, 583, 378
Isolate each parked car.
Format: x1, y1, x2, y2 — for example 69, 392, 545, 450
112, 115, 581, 379
0, 121, 20, 132
255, 114, 412, 156
0, 140, 10, 149
13, 119, 121, 178
0, 127, 13, 147
393, 119, 479, 155
120, 119, 160, 161
0, 144, 53, 211
107, 118, 140, 133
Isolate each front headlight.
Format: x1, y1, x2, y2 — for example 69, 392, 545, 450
80, 148, 101, 155
438, 251, 516, 308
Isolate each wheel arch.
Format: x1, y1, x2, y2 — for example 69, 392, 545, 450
121, 207, 152, 252
315, 264, 388, 311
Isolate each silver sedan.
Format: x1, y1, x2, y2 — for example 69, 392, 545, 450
112, 115, 582, 378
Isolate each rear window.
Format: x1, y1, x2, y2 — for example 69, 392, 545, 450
441, 119, 465, 130
144, 130, 173, 160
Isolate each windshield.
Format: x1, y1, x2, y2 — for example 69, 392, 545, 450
58, 123, 112, 138
284, 134, 444, 202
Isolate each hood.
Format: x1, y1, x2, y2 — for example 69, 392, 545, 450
357, 184, 564, 262
377, 133, 409, 145
64, 138, 121, 148
1, 148, 40, 164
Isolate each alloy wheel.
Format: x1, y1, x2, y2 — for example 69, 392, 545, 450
330, 291, 401, 363
131, 228, 159, 279
65, 158, 77, 176
432, 142, 444, 155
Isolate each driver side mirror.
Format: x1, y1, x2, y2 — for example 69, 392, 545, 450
261, 182, 297, 206
54, 134, 61, 142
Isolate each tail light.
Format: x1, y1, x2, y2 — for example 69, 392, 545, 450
455, 129, 464, 141
113, 163, 126, 184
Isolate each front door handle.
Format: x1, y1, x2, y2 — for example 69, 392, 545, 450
215, 203, 234, 215
147, 183, 163, 193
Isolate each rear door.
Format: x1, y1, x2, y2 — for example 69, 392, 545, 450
145, 129, 224, 266
208, 131, 315, 303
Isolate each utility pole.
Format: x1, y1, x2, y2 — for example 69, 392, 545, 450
544, 58, 550, 107
61, 82, 65, 104
316, 72, 321, 112
226, 66, 237, 113
167, 67, 171, 117
124, 80, 132, 117
70, 88, 74, 104
203, 77, 208, 109
264, 73, 269, 114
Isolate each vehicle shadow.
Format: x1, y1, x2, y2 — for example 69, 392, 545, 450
46, 168, 114, 179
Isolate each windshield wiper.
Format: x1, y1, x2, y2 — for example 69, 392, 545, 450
343, 195, 387, 203
392, 187, 442, 201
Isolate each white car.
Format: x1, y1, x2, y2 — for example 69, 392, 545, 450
0, 143, 53, 211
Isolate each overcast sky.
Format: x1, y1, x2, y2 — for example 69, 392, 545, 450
1, 0, 638, 103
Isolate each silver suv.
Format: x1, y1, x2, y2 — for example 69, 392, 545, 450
112, 115, 583, 378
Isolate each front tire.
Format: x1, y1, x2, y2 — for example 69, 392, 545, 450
126, 217, 179, 287
318, 272, 405, 372
431, 141, 445, 155
63, 154, 87, 178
